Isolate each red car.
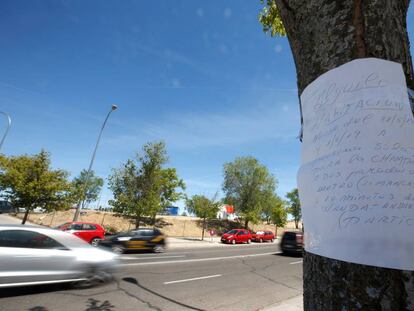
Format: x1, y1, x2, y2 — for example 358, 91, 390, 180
221, 229, 252, 244
251, 231, 275, 243
55, 222, 105, 246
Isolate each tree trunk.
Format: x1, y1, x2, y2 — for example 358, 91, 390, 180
202, 218, 206, 241
294, 219, 298, 229
276, 0, 414, 309
275, 224, 277, 238
244, 219, 249, 229
21, 209, 29, 225
152, 214, 156, 228
135, 215, 141, 229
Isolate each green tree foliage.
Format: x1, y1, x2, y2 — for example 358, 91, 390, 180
223, 156, 277, 229
258, 0, 286, 37
286, 188, 301, 229
262, 194, 283, 224
0, 150, 73, 224
71, 169, 104, 207
269, 198, 287, 237
108, 141, 185, 229
186, 194, 220, 240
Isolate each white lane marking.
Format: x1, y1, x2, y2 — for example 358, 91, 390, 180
290, 260, 303, 265
121, 251, 280, 266
164, 274, 222, 285
121, 255, 186, 260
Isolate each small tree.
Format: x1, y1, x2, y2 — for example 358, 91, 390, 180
71, 169, 103, 208
0, 150, 72, 224
223, 156, 276, 229
262, 194, 284, 224
186, 194, 220, 240
269, 199, 287, 238
108, 141, 185, 229
286, 188, 301, 229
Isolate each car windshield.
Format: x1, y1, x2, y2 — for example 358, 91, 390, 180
226, 230, 238, 234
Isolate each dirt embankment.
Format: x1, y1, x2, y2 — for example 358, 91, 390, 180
16, 210, 302, 238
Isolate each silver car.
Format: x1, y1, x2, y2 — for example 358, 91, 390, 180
0, 225, 119, 288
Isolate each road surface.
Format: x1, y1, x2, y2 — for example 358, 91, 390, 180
0, 214, 303, 311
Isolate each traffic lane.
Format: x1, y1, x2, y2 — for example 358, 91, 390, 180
117, 243, 281, 264
117, 252, 303, 311
0, 252, 302, 311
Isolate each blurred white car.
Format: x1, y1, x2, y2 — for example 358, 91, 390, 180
0, 225, 119, 288
33, 207, 46, 214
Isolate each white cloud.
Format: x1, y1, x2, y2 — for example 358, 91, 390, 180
103, 99, 300, 152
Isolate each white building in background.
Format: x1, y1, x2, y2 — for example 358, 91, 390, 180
217, 204, 237, 221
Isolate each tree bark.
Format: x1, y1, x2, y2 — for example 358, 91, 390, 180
275, 0, 414, 309
21, 209, 29, 225
135, 215, 141, 229
202, 218, 206, 241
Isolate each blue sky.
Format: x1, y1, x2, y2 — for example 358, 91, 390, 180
1, 1, 413, 212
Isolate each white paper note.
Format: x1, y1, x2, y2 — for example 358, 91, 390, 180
298, 58, 414, 270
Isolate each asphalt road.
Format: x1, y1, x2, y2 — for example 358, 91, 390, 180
0, 214, 303, 311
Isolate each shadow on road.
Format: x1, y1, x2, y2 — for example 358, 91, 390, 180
0, 283, 72, 298
25, 298, 115, 311
122, 277, 205, 311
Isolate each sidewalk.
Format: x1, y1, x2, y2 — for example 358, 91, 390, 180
260, 295, 303, 311
166, 236, 226, 249
166, 236, 280, 249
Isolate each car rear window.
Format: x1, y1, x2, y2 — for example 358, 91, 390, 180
283, 232, 297, 241
83, 224, 97, 230
70, 224, 83, 230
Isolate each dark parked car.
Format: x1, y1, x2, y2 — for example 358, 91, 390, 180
280, 231, 303, 255
221, 229, 252, 244
99, 228, 166, 254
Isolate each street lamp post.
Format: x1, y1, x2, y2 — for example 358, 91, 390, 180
73, 105, 118, 221
0, 111, 12, 152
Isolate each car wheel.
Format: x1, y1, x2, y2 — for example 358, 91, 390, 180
91, 238, 101, 247
259, 238, 263, 243
231, 239, 236, 245
271, 238, 274, 243
247, 239, 251, 244
112, 245, 125, 254
153, 245, 165, 253
73, 267, 111, 288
